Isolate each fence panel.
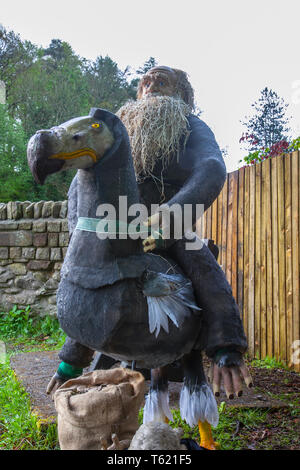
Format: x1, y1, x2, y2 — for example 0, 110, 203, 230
198, 151, 300, 371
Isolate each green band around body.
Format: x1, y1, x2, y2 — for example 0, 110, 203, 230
76, 217, 165, 249
57, 361, 83, 379
76, 217, 150, 235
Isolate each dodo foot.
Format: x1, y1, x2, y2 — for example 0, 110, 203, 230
198, 420, 220, 450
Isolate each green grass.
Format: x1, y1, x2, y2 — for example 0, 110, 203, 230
0, 306, 65, 449
138, 404, 271, 450
0, 306, 298, 450
0, 361, 58, 449
250, 355, 290, 370
0, 305, 66, 353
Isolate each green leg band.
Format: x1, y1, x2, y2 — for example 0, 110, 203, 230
57, 361, 83, 379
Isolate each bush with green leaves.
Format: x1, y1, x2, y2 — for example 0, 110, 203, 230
0, 103, 34, 202
0, 305, 65, 347
240, 135, 300, 166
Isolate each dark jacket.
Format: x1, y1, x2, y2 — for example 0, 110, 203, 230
138, 114, 226, 228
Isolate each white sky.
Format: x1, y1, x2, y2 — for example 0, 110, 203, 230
1, 0, 300, 171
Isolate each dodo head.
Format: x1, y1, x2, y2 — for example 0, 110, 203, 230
27, 108, 124, 184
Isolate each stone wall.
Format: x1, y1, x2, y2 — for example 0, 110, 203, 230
0, 201, 68, 315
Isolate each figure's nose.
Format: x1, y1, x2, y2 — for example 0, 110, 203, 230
145, 86, 159, 97
149, 83, 158, 92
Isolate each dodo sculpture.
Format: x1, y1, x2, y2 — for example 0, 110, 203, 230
27, 108, 220, 449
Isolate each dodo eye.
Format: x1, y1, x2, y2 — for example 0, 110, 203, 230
91, 123, 100, 128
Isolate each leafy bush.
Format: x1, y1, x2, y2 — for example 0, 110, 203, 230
0, 305, 65, 347
250, 356, 289, 370
240, 135, 300, 166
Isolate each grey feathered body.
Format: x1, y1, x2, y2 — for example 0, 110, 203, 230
57, 253, 202, 369
56, 115, 202, 369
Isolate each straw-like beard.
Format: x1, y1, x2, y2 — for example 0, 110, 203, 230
117, 96, 191, 181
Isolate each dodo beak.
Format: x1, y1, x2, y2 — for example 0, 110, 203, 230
27, 130, 65, 184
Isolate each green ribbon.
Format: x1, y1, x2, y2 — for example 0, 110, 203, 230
57, 361, 83, 379
76, 217, 164, 247
76, 217, 149, 235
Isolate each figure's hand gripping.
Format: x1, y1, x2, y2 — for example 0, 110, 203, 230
46, 373, 67, 399
46, 362, 83, 399
208, 350, 253, 399
143, 207, 175, 252
143, 212, 164, 252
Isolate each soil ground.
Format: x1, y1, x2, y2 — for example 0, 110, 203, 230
10, 350, 298, 417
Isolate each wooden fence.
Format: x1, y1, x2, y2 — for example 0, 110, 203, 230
197, 151, 300, 371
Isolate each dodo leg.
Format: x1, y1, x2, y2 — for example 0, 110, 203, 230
180, 350, 219, 450
143, 366, 173, 424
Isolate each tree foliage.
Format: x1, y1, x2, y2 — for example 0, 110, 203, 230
239, 88, 296, 167
240, 87, 291, 153
85, 55, 133, 112
136, 57, 157, 75
0, 24, 157, 201
0, 104, 33, 202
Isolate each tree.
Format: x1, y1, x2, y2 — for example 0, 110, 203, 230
0, 25, 37, 107
85, 56, 133, 112
11, 39, 90, 138
136, 57, 157, 75
240, 87, 291, 153
0, 104, 33, 202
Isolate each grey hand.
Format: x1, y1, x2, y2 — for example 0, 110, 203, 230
46, 373, 66, 400
209, 360, 253, 398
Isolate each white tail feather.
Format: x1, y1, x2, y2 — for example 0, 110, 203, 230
145, 273, 200, 338
180, 383, 219, 428
143, 389, 173, 423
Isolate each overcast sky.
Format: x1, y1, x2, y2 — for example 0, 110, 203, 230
1, 0, 300, 171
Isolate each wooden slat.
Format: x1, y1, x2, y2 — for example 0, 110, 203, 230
211, 198, 218, 245
248, 165, 256, 357
271, 157, 280, 361
291, 151, 299, 372
206, 205, 212, 240
231, 171, 239, 301
202, 202, 207, 239
254, 163, 262, 358
221, 176, 228, 273
265, 158, 273, 357
260, 160, 267, 358
217, 179, 223, 251
243, 167, 250, 341
237, 168, 245, 316
285, 154, 293, 367
226, 173, 234, 285
277, 155, 286, 362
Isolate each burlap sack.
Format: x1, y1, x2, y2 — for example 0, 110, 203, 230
54, 368, 145, 450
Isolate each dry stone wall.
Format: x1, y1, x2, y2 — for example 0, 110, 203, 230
0, 201, 69, 315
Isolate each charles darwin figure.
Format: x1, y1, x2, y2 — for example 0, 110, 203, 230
116, 66, 251, 396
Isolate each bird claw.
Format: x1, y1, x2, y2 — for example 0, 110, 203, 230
200, 440, 220, 450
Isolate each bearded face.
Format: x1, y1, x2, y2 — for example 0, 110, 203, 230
117, 67, 193, 180
137, 67, 179, 100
